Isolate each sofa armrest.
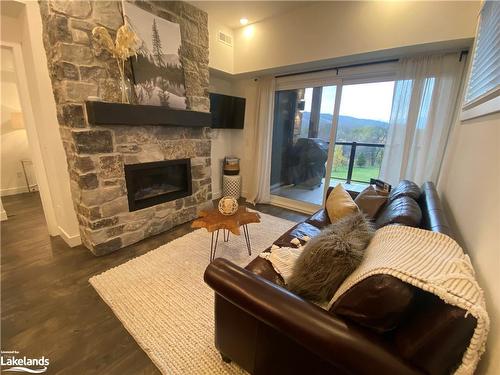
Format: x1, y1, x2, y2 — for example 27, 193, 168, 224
204, 258, 421, 375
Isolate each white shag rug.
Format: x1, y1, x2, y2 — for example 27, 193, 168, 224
90, 211, 296, 375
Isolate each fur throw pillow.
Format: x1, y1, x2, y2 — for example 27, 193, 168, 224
287, 212, 375, 302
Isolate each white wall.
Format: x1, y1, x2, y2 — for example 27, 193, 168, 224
209, 73, 257, 198
232, 78, 258, 198
438, 112, 500, 375
208, 17, 234, 73
1, 46, 37, 196
1, 1, 81, 246
0, 11, 22, 43
0, 125, 34, 196
209, 75, 234, 198
232, 1, 480, 74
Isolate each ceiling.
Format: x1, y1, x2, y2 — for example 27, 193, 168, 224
189, 1, 313, 29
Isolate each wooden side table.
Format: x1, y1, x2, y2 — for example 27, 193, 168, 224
192, 206, 261, 261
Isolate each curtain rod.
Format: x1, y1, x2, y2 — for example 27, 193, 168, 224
275, 58, 399, 79
275, 50, 469, 79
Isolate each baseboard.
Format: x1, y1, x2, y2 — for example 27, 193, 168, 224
1, 185, 39, 197
58, 226, 82, 247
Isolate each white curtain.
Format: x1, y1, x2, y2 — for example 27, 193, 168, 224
247, 76, 276, 204
379, 53, 465, 185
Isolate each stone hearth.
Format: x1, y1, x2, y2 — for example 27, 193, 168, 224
39, 1, 212, 255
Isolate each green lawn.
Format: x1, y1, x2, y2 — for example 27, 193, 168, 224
331, 165, 381, 183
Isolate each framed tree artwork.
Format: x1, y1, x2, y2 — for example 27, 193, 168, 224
123, 2, 187, 109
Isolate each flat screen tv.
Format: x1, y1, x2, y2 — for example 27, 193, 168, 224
210, 93, 246, 129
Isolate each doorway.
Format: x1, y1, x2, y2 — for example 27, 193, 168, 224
0, 46, 38, 197
1, 45, 39, 219
270, 64, 397, 213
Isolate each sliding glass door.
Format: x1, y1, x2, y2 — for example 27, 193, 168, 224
326, 80, 395, 190
270, 66, 397, 212
270, 84, 339, 207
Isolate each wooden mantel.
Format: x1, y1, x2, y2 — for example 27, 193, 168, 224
85, 101, 211, 127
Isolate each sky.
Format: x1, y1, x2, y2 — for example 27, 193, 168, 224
303, 81, 395, 122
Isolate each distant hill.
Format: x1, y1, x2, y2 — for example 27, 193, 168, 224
338, 115, 388, 129
300, 112, 388, 143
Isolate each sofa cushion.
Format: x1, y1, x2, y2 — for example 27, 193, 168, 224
394, 292, 477, 375
306, 209, 330, 229
388, 180, 421, 202
325, 184, 359, 223
375, 196, 422, 228
330, 275, 415, 333
354, 185, 389, 219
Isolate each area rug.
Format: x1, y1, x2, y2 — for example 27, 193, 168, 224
89, 211, 296, 374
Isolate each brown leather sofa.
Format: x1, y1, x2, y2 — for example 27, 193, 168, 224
204, 181, 476, 375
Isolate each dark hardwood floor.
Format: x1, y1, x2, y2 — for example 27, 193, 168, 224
1, 192, 307, 374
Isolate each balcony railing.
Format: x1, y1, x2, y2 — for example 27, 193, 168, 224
333, 141, 385, 184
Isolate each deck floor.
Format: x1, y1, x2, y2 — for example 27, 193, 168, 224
271, 179, 367, 205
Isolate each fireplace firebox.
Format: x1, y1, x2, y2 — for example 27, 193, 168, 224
124, 159, 192, 211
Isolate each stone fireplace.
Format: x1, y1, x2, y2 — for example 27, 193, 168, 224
38, 1, 212, 255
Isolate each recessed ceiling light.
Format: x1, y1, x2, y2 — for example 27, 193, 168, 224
240, 18, 249, 26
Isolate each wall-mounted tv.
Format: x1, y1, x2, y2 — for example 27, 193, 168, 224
210, 93, 246, 129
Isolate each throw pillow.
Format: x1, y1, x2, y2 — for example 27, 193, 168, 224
325, 184, 359, 223
354, 185, 389, 219
287, 212, 375, 302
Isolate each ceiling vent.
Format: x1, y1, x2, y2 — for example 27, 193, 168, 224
217, 31, 233, 47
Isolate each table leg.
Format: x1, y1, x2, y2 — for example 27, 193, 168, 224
223, 229, 230, 242
243, 224, 252, 256
210, 230, 220, 261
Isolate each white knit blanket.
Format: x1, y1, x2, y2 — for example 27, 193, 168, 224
327, 225, 489, 375
259, 246, 303, 283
